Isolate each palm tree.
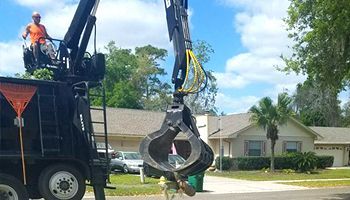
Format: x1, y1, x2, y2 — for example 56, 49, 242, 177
249, 93, 293, 172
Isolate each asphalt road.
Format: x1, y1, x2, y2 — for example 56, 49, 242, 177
83, 187, 350, 200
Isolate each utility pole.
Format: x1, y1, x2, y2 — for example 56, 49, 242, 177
219, 116, 223, 173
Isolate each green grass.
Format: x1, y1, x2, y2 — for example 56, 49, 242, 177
206, 169, 350, 181
87, 173, 162, 196
280, 180, 350, 188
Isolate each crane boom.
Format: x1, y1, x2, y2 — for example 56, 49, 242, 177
140, 0, 214, 191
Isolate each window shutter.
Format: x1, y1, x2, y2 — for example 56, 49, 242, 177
244, 141, 249, 156
262, 141, 266, 156
297, 142, 302, 152
282, 141, 286, 153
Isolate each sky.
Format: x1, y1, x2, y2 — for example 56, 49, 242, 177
0, 0, 323, 114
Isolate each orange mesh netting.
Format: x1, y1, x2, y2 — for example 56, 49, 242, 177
0, 83, 37, 185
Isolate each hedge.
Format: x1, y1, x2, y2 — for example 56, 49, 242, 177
215, 154, 334, 170
316, 155, 334, 169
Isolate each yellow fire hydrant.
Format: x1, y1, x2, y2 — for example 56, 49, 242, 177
158, 176, 196, 200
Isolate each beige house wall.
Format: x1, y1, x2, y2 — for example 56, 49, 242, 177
97, 136, 142, 152
211, 119, 316, 158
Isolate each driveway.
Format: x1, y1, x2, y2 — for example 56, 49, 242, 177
80, 175, 308, 199
83, 187, 350, 200
203, 175, 307, 194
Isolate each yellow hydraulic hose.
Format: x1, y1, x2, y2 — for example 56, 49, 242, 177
178, 49, 206, 94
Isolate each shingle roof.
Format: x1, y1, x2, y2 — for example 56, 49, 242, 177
91, 107, 165, 137
208, 113, 253, 139
310, 126, 350, 144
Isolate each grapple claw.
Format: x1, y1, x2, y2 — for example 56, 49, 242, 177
140, 103, 214, 176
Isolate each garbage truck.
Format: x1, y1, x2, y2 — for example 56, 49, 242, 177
0, 0, 109, 199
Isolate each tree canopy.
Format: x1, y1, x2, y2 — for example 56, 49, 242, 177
292, 79, 342, 127
103, 42, 171, 110
283, 0, 350, 91
103, 41, 218, 113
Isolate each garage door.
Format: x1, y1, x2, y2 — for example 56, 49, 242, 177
315, 148, 344, 167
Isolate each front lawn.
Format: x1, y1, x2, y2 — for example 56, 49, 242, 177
87, 173, 162, 196
206, 169, 350, 181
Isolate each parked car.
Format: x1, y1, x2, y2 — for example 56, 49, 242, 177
96, 142, 116, 159
143, 154, 185, 178
110, 151, 143, 173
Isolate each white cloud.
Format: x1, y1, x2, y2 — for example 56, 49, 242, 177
215, 0, 305, 92
214, 72, 248, 89
0, 41, 25, 75
220, 0, 290, 17
42, 0, 169, 50
1, 0, 170, 76
216, 92, 260, 114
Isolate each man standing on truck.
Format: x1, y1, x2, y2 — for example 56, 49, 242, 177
22, 12, 52, 61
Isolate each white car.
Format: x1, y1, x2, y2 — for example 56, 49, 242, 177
111, 151, 143, 173
96, 142, 116, 159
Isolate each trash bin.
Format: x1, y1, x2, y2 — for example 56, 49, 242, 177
188, 171, 205, 192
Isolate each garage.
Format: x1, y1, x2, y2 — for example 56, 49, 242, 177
314, 145, 348, 167
310, 127, 350, 167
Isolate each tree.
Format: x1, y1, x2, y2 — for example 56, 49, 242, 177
103, 42, 172, 110
104, 41, 141, 108
15, 68, 54, 80
249, 93, 293, 172
134, 45, 172, 111
292, 79, 342, 127
283, 0, 350, 91
342, 102, 350, 127
184, 40, 218, 114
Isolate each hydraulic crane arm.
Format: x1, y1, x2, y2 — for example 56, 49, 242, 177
64, 0, 101, 76
64, 0, 97, 50
140, 0, 214, 180
164, 0, 189, 90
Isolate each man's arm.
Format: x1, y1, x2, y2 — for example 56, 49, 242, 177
22, 25, 30, 39
43, 25, 52, 40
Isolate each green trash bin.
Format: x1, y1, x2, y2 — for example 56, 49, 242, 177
188, 171, 205, 192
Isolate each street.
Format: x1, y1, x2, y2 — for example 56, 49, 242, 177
83, 187, 350, 200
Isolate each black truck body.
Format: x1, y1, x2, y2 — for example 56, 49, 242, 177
0, 76, 108, 199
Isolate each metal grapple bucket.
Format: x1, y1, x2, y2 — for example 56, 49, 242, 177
139, 104, 214, 176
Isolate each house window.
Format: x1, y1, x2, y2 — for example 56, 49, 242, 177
283, 141, 302, 153
245, 141, 265, 156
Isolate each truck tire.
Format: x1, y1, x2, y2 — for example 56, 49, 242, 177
0, 173, 29, 200
38, 164, 86, 200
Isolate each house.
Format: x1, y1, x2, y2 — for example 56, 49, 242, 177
197, 113, 321, 158
310, 127, 350, 167
92, 107, 165, 152
91, 108, 349, 167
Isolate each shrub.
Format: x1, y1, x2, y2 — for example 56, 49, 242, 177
213, 153, 333, 171
316, 156, 334, 169
274, 153, 298, 169
293, 152, 317, 172
215, 156, 232, 170
233, 157, 270, 170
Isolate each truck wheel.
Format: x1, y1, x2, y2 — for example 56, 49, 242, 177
0, 173, 29, 200
38, 164, 85, 200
